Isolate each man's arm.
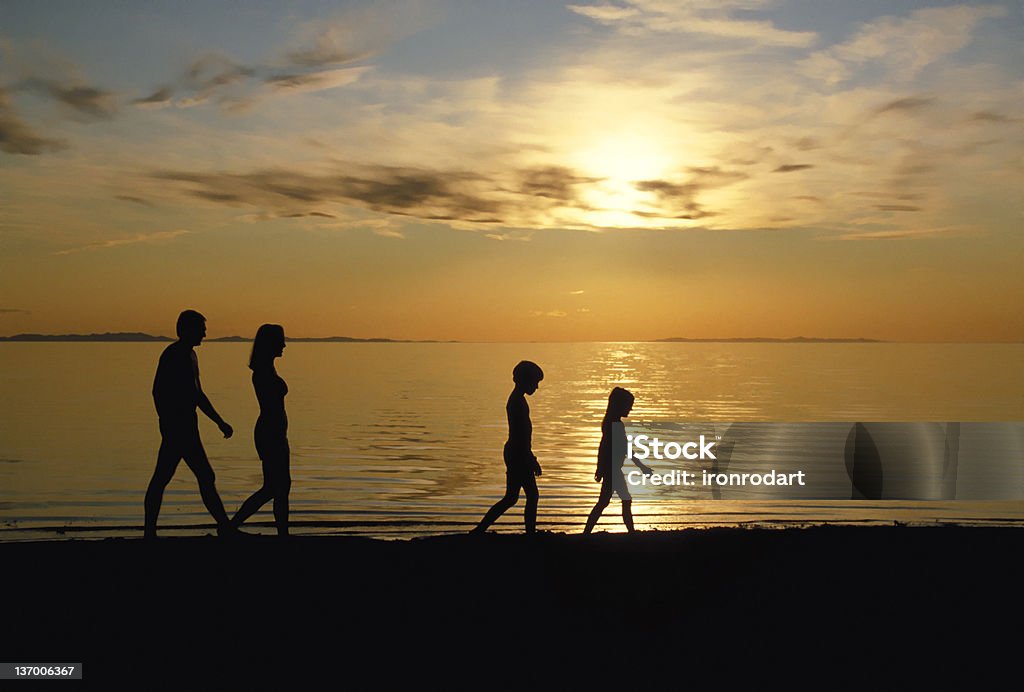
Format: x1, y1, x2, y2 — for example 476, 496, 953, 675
194, 356, 232, 438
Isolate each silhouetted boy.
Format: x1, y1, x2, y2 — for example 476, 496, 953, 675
472, 360, 544, 534
144, 309, 236, 538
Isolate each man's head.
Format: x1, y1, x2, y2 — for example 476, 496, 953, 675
176, 309, 207, 345
512, 360, 544, 394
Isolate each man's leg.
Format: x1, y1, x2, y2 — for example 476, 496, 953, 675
144, 438, 182, 538
181, 438, 232, 532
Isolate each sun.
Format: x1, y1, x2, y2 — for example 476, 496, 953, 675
570, 130, 680, 228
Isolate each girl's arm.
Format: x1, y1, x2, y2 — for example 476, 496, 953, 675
595, 432, 609, 481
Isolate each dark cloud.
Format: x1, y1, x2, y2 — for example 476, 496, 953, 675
0, 89, 66, 155
0, 308, 30, 314
970, 111, 1018, 124
774, 164, 814, 173
282, 211, 336, 219
20, 78, 117, 120
875, 204, 921, 212
794, 137, 821, 151
288, 46, 372, 68
874, 96, 934, 116
115, 195, 156, 207
153, 165, 509, 223
516, 166, 600, 203
793, 195, 822, 202
132, 86, 174, 108
635, 167, 747, 220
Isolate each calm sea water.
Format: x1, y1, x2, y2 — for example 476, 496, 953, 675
1, 342, 1021, 540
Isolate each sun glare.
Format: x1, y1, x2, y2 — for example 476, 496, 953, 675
570, 131, 681, 228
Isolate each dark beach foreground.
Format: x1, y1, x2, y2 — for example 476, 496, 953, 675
3, 526, 1021, 688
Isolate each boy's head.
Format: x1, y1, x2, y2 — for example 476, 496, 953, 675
512, 360, 544, 394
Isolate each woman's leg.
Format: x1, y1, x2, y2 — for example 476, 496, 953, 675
232, 432, 276, 528
232, 485, 272, 527
270, 439, 291, 536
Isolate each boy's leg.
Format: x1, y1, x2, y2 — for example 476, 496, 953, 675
473, 472, 521, 533
522, 473, 539, 534
144, 437, 182, 538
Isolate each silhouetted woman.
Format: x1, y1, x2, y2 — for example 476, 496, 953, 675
583, 387, 651, 534
232, 324, 291, 536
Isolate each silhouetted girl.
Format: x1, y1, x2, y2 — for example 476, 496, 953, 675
232, 324, 291, 536
583, 387, 651, 534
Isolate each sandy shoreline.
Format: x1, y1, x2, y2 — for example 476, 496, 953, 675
3, 526, 1020, 687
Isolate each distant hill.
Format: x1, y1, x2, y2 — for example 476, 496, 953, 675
0, 332, 172, 342
654, 337, 884, 343
0, 332, 454, 343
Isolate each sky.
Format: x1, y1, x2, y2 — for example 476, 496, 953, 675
0, 0, 1021, 341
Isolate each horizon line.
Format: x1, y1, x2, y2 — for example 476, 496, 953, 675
1, 332, 1023, 344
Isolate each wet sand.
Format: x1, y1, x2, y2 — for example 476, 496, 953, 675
2, 526, 1020, 688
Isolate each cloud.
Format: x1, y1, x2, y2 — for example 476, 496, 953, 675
284, 1, 439, 67
773, 164, 813, 173
264, 66, 371, 94
837, 228, 955, 241
133, 3, 432, 113
19, 78, 117, 120
531, 310, 567, 318
115, 195, 156, 207
634, 167, 748, 219
799, 5, 1008, 85
568, 1, 817, 47
132, 86, 174, 110
0, 88, 66, 155
150, 162, 606, 227
55, 229, 191, 255
874, 96, 934, 116
569, 289, 585, 295
875, 204, 921, 212
970, 110, 1020, 124
516, 166, 601, 203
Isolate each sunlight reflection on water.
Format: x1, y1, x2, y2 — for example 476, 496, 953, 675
0, 342, 1021, 539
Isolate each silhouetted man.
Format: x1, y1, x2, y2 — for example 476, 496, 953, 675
144, 309, 236, 539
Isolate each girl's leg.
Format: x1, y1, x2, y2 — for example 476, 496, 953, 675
584, 481, 614, 534
622, 499, 635, 534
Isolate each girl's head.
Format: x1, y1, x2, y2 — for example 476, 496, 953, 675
606, 387, 635, 419
249, 323, 286, 370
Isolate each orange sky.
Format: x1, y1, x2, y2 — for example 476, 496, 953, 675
1, 1, 1022, 341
